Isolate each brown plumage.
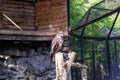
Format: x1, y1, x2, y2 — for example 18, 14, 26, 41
50, 31, 64, 61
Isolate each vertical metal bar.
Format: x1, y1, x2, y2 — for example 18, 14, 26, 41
0, 0, 1, 22
114, 40, 118, 64
75, 68, 78, 80
79, 38, 84, 63
71, 67, 73, 80
106, 40, 112, 79
67, 0, 70, 29
92, 42, 96, 80
114, 40, 118, 75
67, 0, 71, 53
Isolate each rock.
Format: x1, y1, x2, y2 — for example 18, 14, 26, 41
36, 69, 56, 80
48, 69, 56, 79
28, 75, 36, 80
16, 58, 27, 73
5, 56, 12, 65
6, 58, 27, 79
27, 48, 35, 57
20, 50, 27, 57
27, 55, 51, 74
37, 47, 42, 52
0, 75, 7, 79
3, 47, 27, 57
0, 43, 56, 80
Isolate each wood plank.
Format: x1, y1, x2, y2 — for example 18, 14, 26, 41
37, 22, 67, 29
1, 22, 34, 27
37, 18, 67, 25
2, 11, 34, 16
0, 35, 53, 41
3, 8, 34, 13
36, 11, 66, 18
2, 3, 34, 9
3, 18, 34, 23
35, 0, 68, 33
3, 1, 34, 6
1, 1, 35, 31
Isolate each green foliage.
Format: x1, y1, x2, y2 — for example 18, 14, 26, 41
70, 0, 89, 27
70, 0, 120, 79
70, 0, 120, 52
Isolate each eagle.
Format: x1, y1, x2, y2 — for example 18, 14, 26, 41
50, 31, 64, 61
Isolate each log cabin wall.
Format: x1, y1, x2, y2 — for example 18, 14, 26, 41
0, 0, 68, 41
0, 0, 35, 30
35, 0, 68, 35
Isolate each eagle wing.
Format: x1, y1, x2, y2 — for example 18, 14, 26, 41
50, 36, 63, 60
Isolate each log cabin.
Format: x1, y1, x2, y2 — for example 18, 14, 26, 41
0, 0, 69, 52
0, 0, 69, 41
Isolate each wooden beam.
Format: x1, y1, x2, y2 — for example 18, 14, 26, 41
0, 35, 53, 41
0, 30, 68, 37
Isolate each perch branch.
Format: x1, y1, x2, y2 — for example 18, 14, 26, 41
3, 13, 23, 31
71, 62, 82, 67
55, 52, 88, 80
64, 52, 76, 74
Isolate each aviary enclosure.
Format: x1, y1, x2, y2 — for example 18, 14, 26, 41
0, 0, 120, 80
70, 0, 120, 80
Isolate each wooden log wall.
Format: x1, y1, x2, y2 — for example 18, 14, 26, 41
0, 0, 69, 41
35, 0, 68, 35
0, 0, 35, 30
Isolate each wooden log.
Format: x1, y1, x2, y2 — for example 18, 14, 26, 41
3, 1, 34, 7
0, 30, 68, 37
3, 11, 34, 16
36, 16, 67, 21
3, 23, 34, 26
35, 0, 68, 33
2, 8, 34, 13
55, 52, 64, 80
55, 52, 76, 80
65, 52, 76, 80
55, 52, 87, 80
0, 35, 53, 41
2, 5, 34, 10
3, 18, 34, 23
1, 25, 35, 30
37, 22, 67, 29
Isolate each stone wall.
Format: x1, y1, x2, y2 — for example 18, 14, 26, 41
0, 41, 56, 80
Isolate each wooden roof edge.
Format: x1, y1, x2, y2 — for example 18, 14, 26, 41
0, 30, 68, 37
